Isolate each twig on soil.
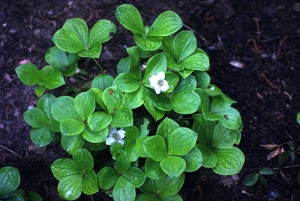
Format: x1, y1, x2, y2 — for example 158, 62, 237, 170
246, 39, 260, 54
260, 72, 278, 89
51, 0, 81, 18
275, 37, 287, 60
0, 144, 35, 170
252, 17, 261, 39
183, 23, 197, 33
273, 164, 300, 170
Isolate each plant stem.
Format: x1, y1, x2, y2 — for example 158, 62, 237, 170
273, 164, 300, 170
93, 58, 105, 73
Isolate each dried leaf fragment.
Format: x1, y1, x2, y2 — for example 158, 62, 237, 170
267, 147, 284, 160
260, 144, 282, 151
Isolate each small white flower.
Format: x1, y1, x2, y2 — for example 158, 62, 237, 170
149, 71, 169, 94
106, 127, 126, 146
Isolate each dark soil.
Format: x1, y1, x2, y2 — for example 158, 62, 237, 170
1, 0, 300, 200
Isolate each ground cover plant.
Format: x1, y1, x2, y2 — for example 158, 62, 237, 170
14, 4, 244, 201
1, 1, 300, 200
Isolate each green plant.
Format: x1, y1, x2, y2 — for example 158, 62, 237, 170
0, 166, 41, 201
242, 167, 273, 189
15, 4, 244, 201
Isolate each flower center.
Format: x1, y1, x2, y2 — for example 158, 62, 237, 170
157, 79, 164, 86
112, 133, 120, 140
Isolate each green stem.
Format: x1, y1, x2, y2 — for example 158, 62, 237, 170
93, 58, 105, 73
273, 164, 300, 170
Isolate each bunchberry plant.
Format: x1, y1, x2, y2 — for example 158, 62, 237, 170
0, 166, 41, 201
15, 4, 244, 201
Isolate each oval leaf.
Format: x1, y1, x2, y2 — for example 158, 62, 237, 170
97, 167, 119, 190
23, 108, 49, 128
168, 128, 197, 156
143, 135, 167, 161
0, 167, 20, 196
75, 92, 95, 121
58, 174, 82, 200
160, 156, 186, 178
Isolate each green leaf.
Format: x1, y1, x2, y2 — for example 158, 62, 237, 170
136, 136, 149, 158
182, 147, 203, 172
156, 173, 185, 196
136, 194, 159, 201
172, 75, 197, 93
171, 91, 200, 114
217, 108, 243, 131
194, 71, 210, 89
165, 72, 180, 93
97, 167, 119, 190
156, 117, 180, 141
134, 34, 162, 51
82, 170, 98, 195
44, 70, 65, 89
259, 167, 274, 175
58, 174, 82, 200
258, 174, 268, 189
192, 114, 215, 146
143, 135, 167, 161
168, 128, 197, 156
75, 92, 95, 121
28, 190, 42, 201
23, 108, 49, 128
148, 11, 182, 37
123, 167, 146, 188
88, 88, 106, 110
103, 86, 125, 113
0, 167, 20, 196
52, 28, 86, 53
51, 159, 81, 180
127, 46, 142, 79
51, 96, 80, 122
242, 173, 258, 186
15, 63, 40, 86
115, 151, 131, 174
63, 18, 88, 47
89, 19, 116, 46
111, 106, 133, 127
87, 112, 112, 132
160, 194, 183, 201
45, 46, 70, 69
297, 113, 300, 124
195, 144, 217, 168
35, 85, 46, 97
149, 91, 172, 112
144, 97, 165, 121
278, 151, 292, 166
143, 53, 167, 82
160, 156, 186, 178
61, 135, 84, 155
115, 4, 144, 34
212, 147, 245, 175
125, 86, 144, 109
145, 158, 167, 180
113, 73, 141, 93
60, 118, 84, 136
139, 118, 150, 137
30, 127, 54, 147
173, 31, 196, 63
117, 57, 130, 74
82, 127, 108, 143
73, 148, 94, 171
92, 74, 114, 91
78, 44, 102, 58
179, 53, 209, 71
124, 126, 139, 162
37, 94, 56, 118
212, 123, 241, 149
113, 176, 136, 201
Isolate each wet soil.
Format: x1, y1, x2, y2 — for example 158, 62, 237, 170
1, 0, 300, 200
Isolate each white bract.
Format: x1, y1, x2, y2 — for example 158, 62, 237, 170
106, 127, 126, 146
149, 71, 169, 94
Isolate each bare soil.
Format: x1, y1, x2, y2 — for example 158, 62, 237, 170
1, 0, 300, 200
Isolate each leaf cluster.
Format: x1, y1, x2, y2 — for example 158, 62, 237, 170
15, 4, 245, 201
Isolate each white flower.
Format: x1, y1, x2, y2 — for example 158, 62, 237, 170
149, 71, 169, 94
106, 127, 126, 146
